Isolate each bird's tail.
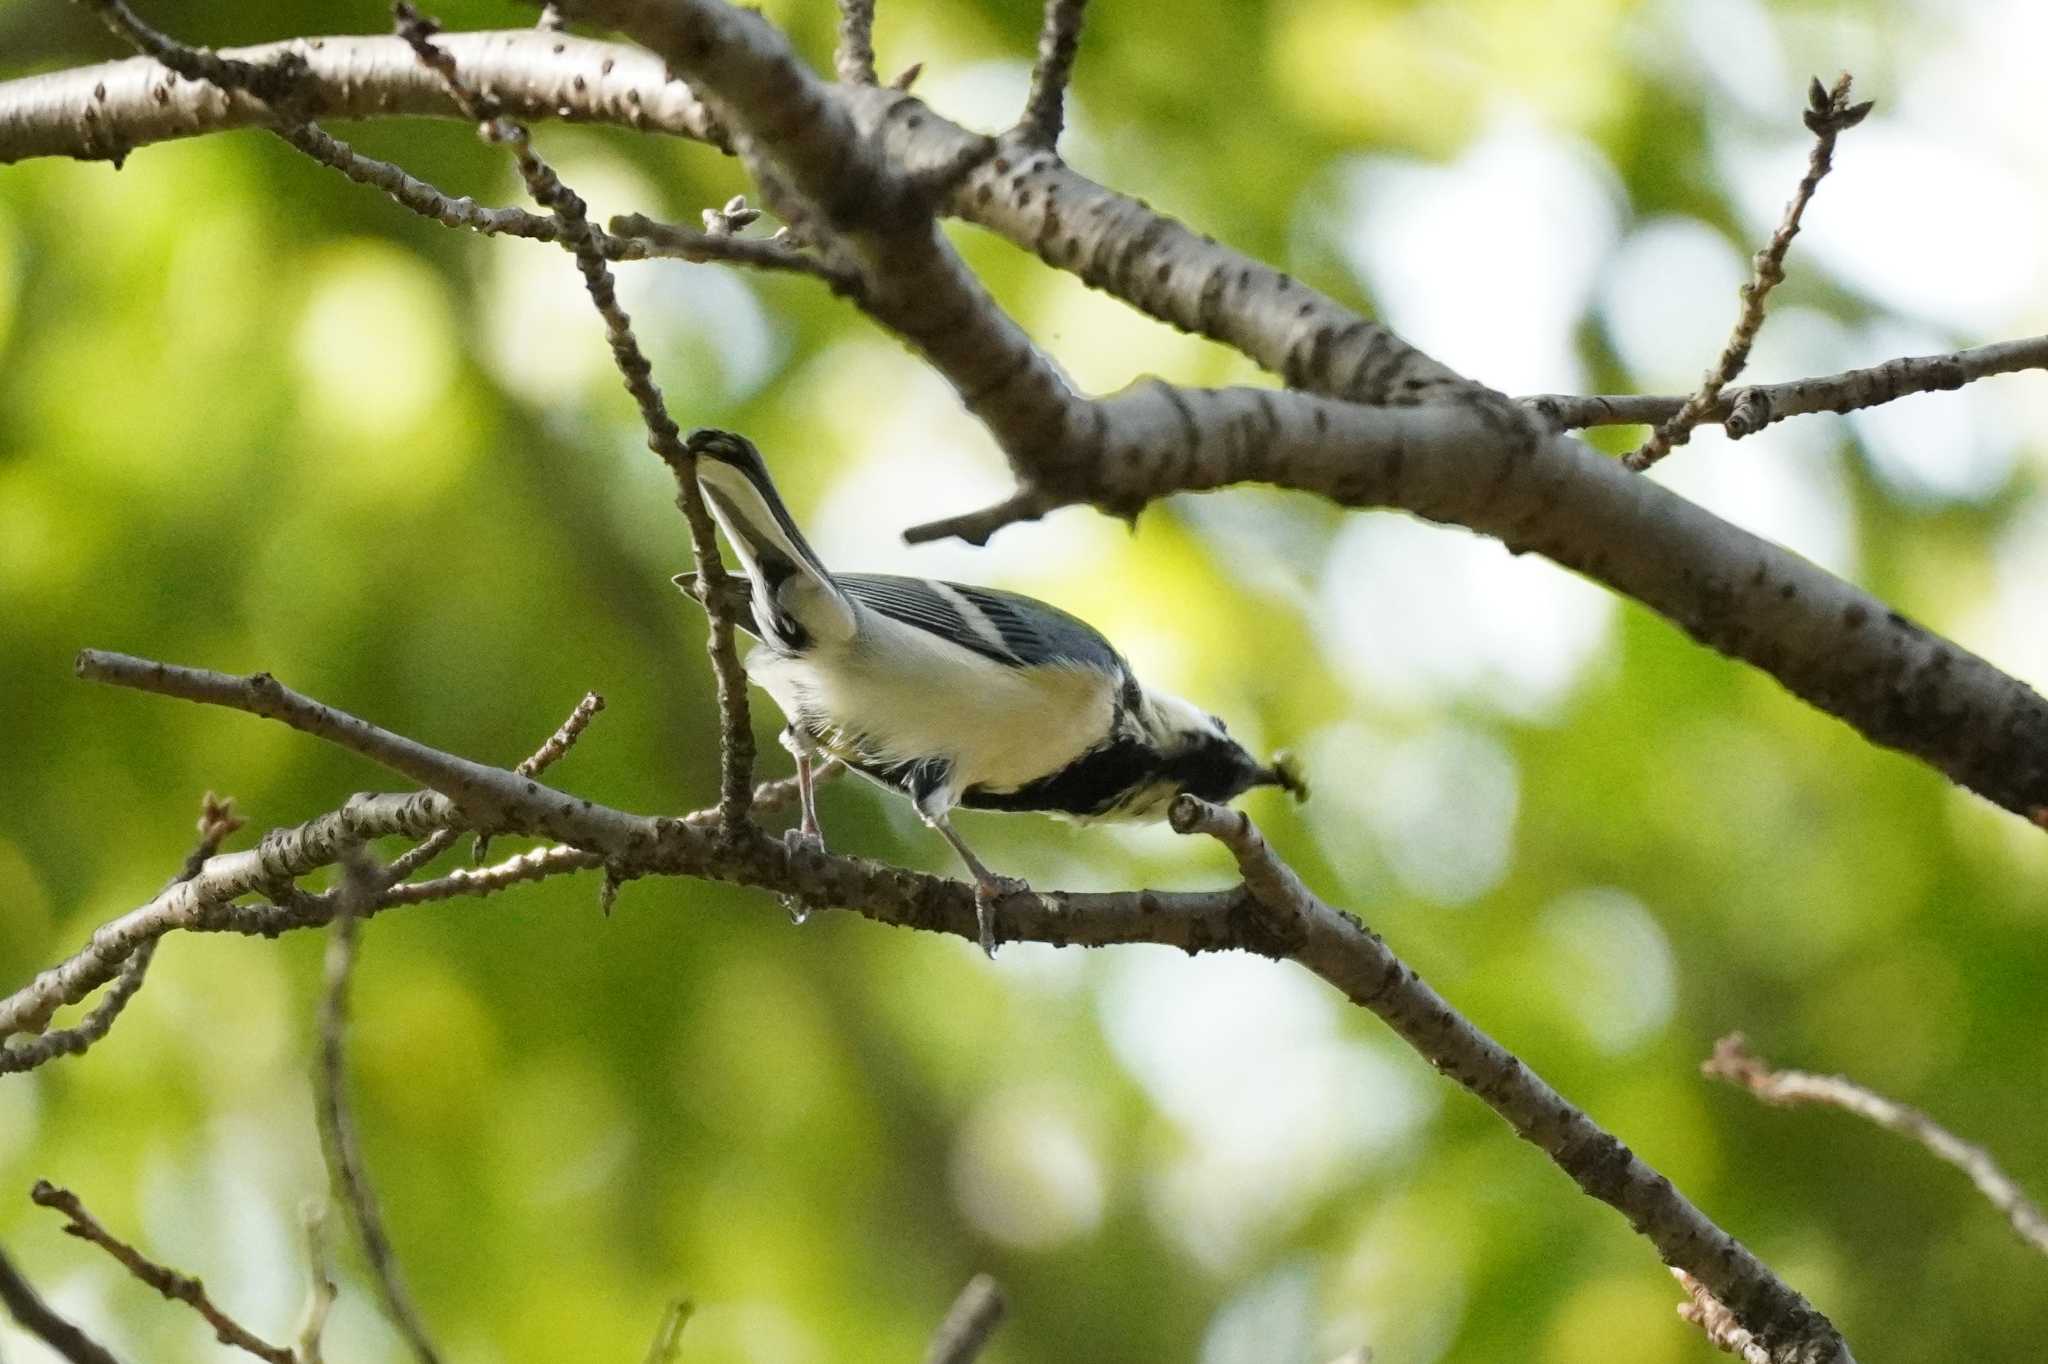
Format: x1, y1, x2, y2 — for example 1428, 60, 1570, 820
682, 429, 855, 650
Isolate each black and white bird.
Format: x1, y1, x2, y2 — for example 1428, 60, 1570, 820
675, 429, 1304, 955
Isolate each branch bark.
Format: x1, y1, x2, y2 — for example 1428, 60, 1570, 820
1169, 797, 1854, 1364
1706, 1034, 2048, 1259
7, 650, 1859, 1364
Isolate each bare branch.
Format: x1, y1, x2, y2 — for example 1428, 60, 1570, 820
84, 0, 311, 108
1526, 332, 2048, 436
0, 792, 243, 1072
835, 0, 878, 85
923, 1274, 1006, 1364
0, 32, 728, 166
1167, 796, 1856, 1364
30, 1181, 295, 1364
1676, 1269, 1774, 1364
316, 850, 443, 1364
468, 690, 608, 865
9, 648, 1862, 1356
607, 210, 857, 285
73, 649, 616, 840
293, 1204, 337, 1364
900, 382, 2048, 827
1019, 0, 1088, 147
0, 1246, 123, 1364
641, 1297, 694, 1364
1706, 1034, 2048, 1259
394, 6, 758, 835
1627, 74, 1872, 471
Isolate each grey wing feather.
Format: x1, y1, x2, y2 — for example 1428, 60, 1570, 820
839, 573, 1123, 673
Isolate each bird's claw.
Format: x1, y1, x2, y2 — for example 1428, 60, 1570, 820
783, 825, 827, 858
972, 874, 1031, 959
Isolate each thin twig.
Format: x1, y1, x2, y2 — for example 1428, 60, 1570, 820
394, 4, 758, 837
1626, 74, 1871, 470
0, 793, 242, 1072
1705, 1034, 2048, 1258
284, 123, 843, 281
923, 1274, 1006, 1364
316, 848, 442, 1364
293, 1203, 337, 1364
83, 0, 309, 106
1019, 0, 1089, 147
0, 1245, 123, 1364
609, 211, 855, 287
470, 690, 607, 864
834, 0, 878, 85
1526, 331, 2048, 436
641, 1297, 695, 1364
30, 1181, 294, 1363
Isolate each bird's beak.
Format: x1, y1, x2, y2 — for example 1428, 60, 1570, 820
1250, 751, 1309, 803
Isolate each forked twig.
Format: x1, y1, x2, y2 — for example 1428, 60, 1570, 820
1626, 74, 1871, 470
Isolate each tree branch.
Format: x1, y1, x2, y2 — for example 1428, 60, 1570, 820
1627, 73, 1872, 470
1019, 0, 1088, 147
834, 0, 877, 86
0, 793, 243, 1071
392, 5, 757, 834
0, 1246, 123, 1364
923, 1274, 1006, 1364
0, 31, 727, 165
1706, 1034, 2048, 1259
316, 850, 442, 1364
30, 1180, 295, 1364
8, 652, 1856, 1358
1524, 332, 2048, 437
1167, 798, 1855, 1364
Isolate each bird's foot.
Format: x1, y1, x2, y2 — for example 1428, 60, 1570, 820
972, 874, 1032, 959
783, 825, 828, 858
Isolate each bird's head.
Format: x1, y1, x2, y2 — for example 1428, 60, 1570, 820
1125, 688, 1308, 813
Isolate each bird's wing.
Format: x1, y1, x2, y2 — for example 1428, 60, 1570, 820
837, 574, 1125, 674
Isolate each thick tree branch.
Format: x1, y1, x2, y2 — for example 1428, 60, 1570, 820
905, 383, 2048, 825
0, 1246, 123, 1364
1706, 1034, 2048, 1259
1168, 797, 1855, 1364
0, 31, 726, 165
1627, 74, 1871, 470
1525, 332, 2048, 437
31, 1181, 295, 1364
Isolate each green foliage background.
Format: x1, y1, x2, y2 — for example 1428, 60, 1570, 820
2, 1, 2045, 1360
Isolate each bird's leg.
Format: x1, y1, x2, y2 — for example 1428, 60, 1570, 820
914, 791, 1028, 958
778, 726, 827, 855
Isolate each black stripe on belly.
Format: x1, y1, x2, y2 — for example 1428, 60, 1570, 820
960, 736, 1156, 817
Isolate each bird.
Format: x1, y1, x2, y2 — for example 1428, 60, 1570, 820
673, 428, 1305, 956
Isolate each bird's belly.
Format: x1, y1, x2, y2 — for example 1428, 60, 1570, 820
747, 637, 1113, 796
